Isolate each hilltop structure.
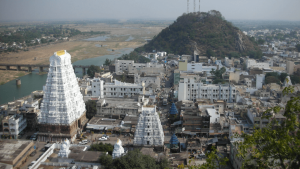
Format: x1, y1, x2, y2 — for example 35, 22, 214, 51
38, 50, 87, 142
134, 106, 164, 146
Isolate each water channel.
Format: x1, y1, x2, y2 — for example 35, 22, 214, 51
0, 47, 134, 105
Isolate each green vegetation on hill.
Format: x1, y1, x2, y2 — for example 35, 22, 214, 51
135, 10, 262, 59
118, 51, 150, 63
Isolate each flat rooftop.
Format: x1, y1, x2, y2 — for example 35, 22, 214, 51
0, 140, 33, 163
89, 117, 121, 126
98, 98, 140, 109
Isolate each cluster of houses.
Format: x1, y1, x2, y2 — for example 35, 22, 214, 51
244, 28, 300, 57
0, 29, 69, 51
1, 46, 300, 168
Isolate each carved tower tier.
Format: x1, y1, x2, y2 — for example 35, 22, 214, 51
38, 50, 88, 142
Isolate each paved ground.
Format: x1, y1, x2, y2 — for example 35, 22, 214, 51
20, 142, 45, 169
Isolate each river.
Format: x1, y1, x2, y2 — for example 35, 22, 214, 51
0, 47, 133, 105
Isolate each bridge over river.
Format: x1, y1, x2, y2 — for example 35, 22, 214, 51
0, 64, 90, 73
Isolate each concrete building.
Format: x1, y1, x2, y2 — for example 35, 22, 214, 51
115, 60, 163, 75
246, 59, 270, 69
0, 140, 34, 168
187, 62, 217, 74
96, 97, 145, 117
134, 106, 164, 146
286, 61, 295, 75
134, 74, 160, 88
90, 78, 145, 98
178, 60, 188, 71
1, 114, 27, 139
178, 76, 237, 102
256, 74, 265, 90
38, 50, 87, 142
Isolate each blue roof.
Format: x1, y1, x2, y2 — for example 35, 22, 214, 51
170, 134, 179, 145
169, 103, 178, 115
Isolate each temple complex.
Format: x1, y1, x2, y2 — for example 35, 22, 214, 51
133, 106, 164, 146
38, 50, 88, 142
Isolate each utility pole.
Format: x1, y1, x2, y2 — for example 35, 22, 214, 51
194, 0, 196, 13
187, 0, 189, 13
199, 0, 200, 12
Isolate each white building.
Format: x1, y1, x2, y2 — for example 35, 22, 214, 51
256, 74, 265, 90
115, 60, 163, 75
134, 74, 160, 88
39, 50, 86, 125
112, 139, 125, 159
206, 108, 220, 123
134, 106, 164, 146
19, 97, 39, 112
178, 76, 237, 102
2, 114, 27, 139
187, 62, 217, 74
246, 59, 269, 69
89, 78, 145, 98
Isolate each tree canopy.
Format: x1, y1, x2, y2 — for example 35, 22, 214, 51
118, 51, 150, 63
85, 100, 97, 119
87, 65, 101, 78
236, 86, 300, 168
90, 142, 114, 155
296, 44, 300, 52
210, 67, 226, 84
104, 58, 113, 66
99, 149, 169, 169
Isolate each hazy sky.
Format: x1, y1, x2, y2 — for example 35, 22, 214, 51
1, 0, 300, 22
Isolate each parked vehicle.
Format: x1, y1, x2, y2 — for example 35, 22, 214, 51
102, 134, 109, 138
78, 142, 87, 145
98, 137, 107, 141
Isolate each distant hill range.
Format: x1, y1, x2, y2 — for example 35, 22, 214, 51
135, 10, 262, 58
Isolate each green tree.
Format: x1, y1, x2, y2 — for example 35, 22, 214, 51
206, 49, 215, 58
87, 65, 101, 78
85, 100, 97, 119
90, 142, 114, 155
296, 44, 300, 52
100, 149, 169, 169
236, 86, 300, 169
265, 76, 280, 84
279, 73, 288, 83
179, 146, 228, 169
257, 38, 265, 45
104, 58, 112, 66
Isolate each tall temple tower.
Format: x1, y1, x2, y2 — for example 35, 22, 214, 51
38, 50, 87, 142
134, 106, 164, 146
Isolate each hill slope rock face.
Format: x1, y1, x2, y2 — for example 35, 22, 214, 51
136, 11, 260, 57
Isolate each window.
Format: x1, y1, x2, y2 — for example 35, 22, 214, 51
148, 133, 150, 136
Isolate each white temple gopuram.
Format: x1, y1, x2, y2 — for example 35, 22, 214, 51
133, 106, 164, 146
38, 50, 87, 142
112, 139, 125, 159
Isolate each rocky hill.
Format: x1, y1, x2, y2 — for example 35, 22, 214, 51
135, 10, 262, 58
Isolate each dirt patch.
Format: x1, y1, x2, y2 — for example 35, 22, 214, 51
0, 22, 168, 84
0, 70, 29, 85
